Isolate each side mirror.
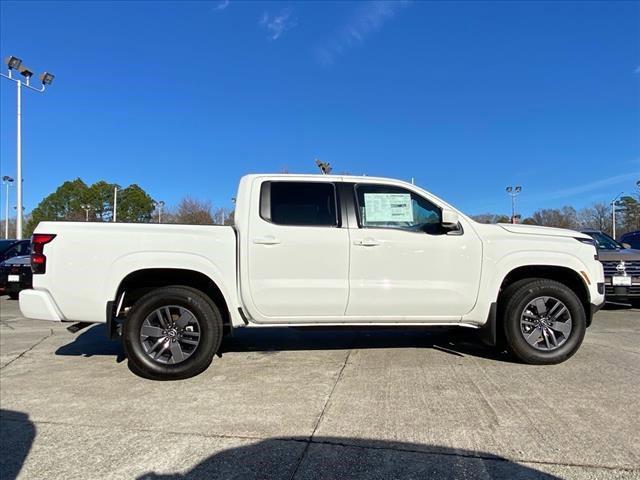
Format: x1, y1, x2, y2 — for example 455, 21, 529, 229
442, 209, 460, 227
623, 242, 631, 249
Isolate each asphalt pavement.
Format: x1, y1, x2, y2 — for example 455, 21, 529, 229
1, 296, 639, 479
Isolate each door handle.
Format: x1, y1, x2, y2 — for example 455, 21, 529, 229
253, 236, 281, 245
353, 238, 381, 247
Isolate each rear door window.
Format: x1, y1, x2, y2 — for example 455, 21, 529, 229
262, 182, 339, 227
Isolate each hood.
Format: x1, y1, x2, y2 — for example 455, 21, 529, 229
596, 248, 640, 262
1, 255, 31, 267
498, 223, 588, 239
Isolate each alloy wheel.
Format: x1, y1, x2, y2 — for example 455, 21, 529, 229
520, 296, 572, 351
139, 305, 201, 364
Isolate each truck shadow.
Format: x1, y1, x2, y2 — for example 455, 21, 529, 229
55, 324, 126, 362
135, 436, 562, 479
0, 409, 36, 480
55, 324, 510, 363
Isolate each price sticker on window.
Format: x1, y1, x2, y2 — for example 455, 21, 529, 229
364, 193, 413, 222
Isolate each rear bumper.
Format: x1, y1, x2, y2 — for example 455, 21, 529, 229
19, 289, 65, 321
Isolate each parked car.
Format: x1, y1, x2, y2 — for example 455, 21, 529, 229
0, 239, 30, 262
581, 229, 640, 304
620, 230, 640, 250
0, 255, 32, 300
20, 174, 605, 379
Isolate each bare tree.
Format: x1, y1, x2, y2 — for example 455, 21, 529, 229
173, 197, 214, 225
530, 206, 578, 229
471, 213, 510, 224
212, 207, 234, 225
578, 202, 611, 231
0, 217, 18, 239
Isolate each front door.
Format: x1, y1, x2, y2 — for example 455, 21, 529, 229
346, 183, 482, 319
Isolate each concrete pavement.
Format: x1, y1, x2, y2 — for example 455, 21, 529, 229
1, 297, 639, 479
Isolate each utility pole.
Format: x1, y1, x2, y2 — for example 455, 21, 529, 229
611, 192, 623, 239
113, 187, 118, 222
505, 186, 522, 224
2, 176, 14, 238
1, 56, 55, 239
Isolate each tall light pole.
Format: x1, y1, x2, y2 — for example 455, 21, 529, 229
611, 192, 624, 240
154, 200, 165, 223
505, 186, 522, 224
80, 204, 92, 222
2, 176, 14, 238
113, 187, 118, 222
1, 56, 55, 239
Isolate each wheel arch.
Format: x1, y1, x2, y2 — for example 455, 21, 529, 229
498, 265, 591, 326
115, 268, 232, 334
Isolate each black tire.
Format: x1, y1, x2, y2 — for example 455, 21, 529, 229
501, 278, 586, 365
123, 286, 223, 380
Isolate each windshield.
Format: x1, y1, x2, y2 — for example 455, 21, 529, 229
586, 231, 622, 250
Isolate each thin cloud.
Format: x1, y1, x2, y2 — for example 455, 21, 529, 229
543, 172, 639, 200
259, 9, 296, 41
214, 0, 229, 11
316, 1, 411, 66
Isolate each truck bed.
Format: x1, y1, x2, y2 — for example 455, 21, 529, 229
28, 222, 237, 323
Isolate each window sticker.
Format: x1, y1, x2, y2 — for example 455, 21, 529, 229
364, 193, 414, 222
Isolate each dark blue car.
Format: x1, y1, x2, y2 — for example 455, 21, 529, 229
620, 231, 640, 250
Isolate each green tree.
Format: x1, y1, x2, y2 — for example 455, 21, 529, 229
26, 178, 90, 235
87, 181, 119, 222
117, 184, 155, 223
617, 196, 640, 235
26, 179, 155, 234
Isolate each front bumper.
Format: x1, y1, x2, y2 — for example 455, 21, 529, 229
604, 281, 640, 298
19, 289, 64, 321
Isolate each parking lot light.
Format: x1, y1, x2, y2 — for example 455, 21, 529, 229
5, 56, 22, 70
154, 200, 165, 223
506, 186, 522, 224
39, 72, 55, 85
18, 65, 33, 79
80, 204, 92, 222
1, 55, 55, 239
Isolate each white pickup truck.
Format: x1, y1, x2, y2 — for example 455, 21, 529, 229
21, 174, 605, 379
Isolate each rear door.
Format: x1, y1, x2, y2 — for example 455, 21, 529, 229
244, 179, 350, 321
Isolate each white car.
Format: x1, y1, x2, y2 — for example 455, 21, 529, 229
21, 174, 605, 379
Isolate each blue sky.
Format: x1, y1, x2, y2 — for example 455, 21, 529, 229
1, 0, 638, 217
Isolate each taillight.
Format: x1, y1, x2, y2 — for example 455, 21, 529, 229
31, 233, 56, 274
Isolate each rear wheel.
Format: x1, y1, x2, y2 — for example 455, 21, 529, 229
501, 278, 586, 364
123, 286, 223, 380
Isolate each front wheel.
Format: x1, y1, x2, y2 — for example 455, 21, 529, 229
501, 278, 586, 364
123, 286, 223, 380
